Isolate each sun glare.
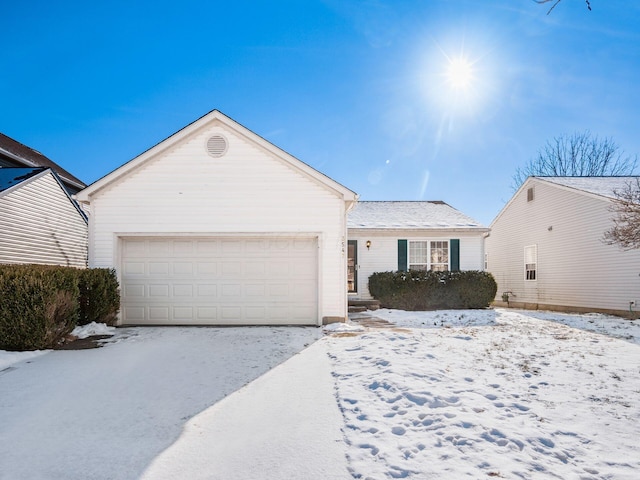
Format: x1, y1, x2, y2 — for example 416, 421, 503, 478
447, 57, 474, 89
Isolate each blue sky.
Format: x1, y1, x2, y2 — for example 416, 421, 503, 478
2, 0, 639, 225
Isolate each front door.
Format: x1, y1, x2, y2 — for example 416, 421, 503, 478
347, 240, 357, 293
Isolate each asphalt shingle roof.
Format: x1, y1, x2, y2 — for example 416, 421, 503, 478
347, 201, 486, 229
536, 176, 640, 199
0, 133, 86, 192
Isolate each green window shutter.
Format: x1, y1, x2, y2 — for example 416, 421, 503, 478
450, 239, 460, 272
398, 239, 408, 272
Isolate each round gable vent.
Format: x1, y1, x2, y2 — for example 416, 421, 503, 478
206, 135, 228, 157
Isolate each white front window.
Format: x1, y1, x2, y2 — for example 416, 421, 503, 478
409, 241, 449, 271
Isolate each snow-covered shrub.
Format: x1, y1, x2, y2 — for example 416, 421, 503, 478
77, 268, 120, 326
368, 270, 497, 310
0, 265, 79, 351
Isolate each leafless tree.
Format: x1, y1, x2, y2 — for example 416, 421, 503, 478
603, 178, 640, 250
535, 0, 592, 15
512, 131, 637, 190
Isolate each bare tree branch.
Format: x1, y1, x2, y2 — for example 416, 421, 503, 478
512, 131, 637, 191
603, 178, 640, 250
535, 0, 592, 15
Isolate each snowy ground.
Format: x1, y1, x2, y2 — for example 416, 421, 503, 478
1, 309, 639, 479
328, 309, 640, 479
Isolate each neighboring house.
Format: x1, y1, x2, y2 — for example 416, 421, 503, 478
0, 132, 86, 195
346, 201, 489, 299
486, 176, 640, 318
0, 167, 88, 267
76, 110, 357, 326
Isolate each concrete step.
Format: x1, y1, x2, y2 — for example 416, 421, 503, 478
348, 299, 381, 311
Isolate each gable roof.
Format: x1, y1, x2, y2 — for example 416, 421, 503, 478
76, 110, 358, 204
490, 176, 640, 228
535, 176, 640, 200
0, 167, 88, 222
0, 133, 86, 193
348, 201, 487, 231
0, 167, 46, 193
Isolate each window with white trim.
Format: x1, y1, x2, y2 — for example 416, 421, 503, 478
409, 241, 449, 271
430, 241, 449, 271
524, 245, 537, 281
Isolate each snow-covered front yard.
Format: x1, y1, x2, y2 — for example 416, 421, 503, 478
328, 309, 640, 479
1, 308, 639, 479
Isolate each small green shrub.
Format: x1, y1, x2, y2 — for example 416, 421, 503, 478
0, 265, 79, 351
78, 268, 120, 326
368, 270, 497, 310
0, 265, 121, 351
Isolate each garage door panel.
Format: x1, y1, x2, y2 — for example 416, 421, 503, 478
173, 306, 194, 320
197, 306, 218, 320
124, 262, 145, 275
198, 262, 217, 275
148, 241, 171, 255
121, 237, 317, 325
149, 284, 170, 297
197, 284, 217, 297
149, 306, 169, 321
149, 262, 169, 275
173, 284, 193, 297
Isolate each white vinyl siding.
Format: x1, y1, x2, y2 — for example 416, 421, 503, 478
486, 178, 640, 314
0, 172, 87, 267
84, 121, 349, 325
348, 231, 485, 299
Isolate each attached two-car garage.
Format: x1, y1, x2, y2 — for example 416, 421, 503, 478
120, 236, 318, 325
76, 109, 357, 326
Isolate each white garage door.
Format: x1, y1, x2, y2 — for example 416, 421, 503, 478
120, 237, 318, 325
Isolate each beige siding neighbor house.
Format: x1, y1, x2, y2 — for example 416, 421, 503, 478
76, 110, 357, 326
0, 167, 88, 267
486, 176, 640, 318
347, 201, 489, 299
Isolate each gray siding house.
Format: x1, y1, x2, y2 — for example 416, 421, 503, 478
486, 176, 640, 318
0, 168, 88, 267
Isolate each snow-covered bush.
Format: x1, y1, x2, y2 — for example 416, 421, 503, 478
368, 270, 497, 310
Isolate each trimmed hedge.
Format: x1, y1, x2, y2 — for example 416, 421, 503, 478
0, 265, 120, 351
368, 270, 497, 310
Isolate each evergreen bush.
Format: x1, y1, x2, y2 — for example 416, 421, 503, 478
368, 270, 497, 310
78, 268, 120, 326
0, 265, 79, 351
0, 265, 121, 350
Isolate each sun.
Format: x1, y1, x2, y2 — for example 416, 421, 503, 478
446, 57, 474, 89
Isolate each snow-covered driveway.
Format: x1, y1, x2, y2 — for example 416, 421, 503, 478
0, 326, 322, 480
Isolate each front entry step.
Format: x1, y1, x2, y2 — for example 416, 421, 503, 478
348, 299, 381, 312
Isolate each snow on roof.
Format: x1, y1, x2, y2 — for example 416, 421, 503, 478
347, 201, 486, 229
536, 176, 640, 199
